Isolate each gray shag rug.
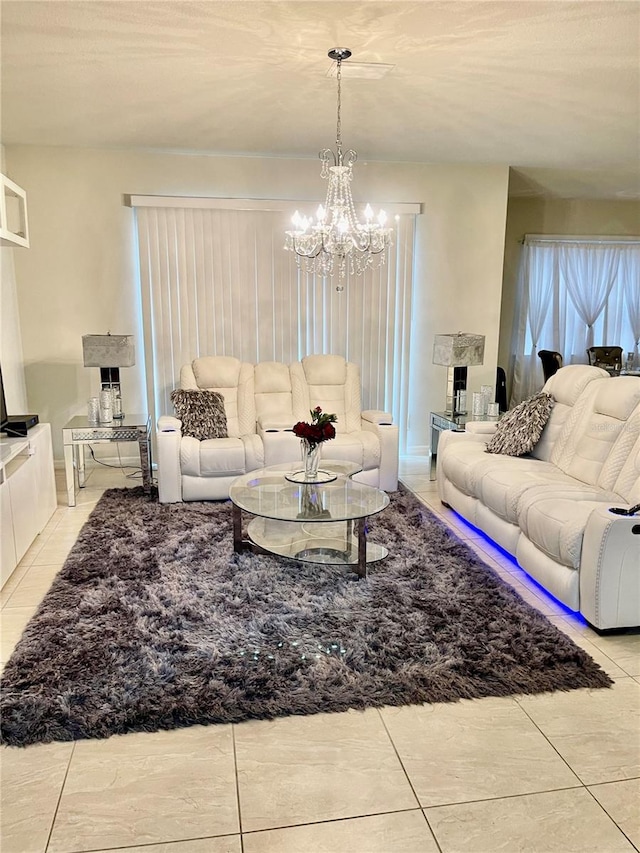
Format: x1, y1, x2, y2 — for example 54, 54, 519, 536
1, 486, 611, 746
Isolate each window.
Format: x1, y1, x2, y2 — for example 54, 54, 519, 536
133, 199, 417, 449
510, 236, 640, 404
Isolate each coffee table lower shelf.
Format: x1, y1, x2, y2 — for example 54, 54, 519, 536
233, 508, 387, 579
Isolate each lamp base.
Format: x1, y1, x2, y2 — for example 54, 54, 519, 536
99, 368, 124, 419
444, 366, 468, 416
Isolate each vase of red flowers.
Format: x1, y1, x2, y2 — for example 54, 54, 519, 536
292, 407, 338, 480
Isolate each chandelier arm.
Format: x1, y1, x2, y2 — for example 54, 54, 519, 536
319, 148, 337, 167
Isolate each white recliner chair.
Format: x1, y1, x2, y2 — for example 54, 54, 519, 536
290, 354, 399, 491
157, 356, 263, 502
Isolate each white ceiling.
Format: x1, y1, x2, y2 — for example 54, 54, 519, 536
1, 0, 639, 199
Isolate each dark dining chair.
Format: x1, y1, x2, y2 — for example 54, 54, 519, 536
538, 350, 563, 382
586, 346, 623, 375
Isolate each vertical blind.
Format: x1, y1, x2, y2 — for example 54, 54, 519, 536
134, 204, 415, 449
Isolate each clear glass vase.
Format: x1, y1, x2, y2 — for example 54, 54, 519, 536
301, 439, 321, 480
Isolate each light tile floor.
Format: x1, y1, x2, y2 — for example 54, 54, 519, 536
1, 457, 639, 853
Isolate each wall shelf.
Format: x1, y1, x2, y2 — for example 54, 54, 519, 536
0, 174, 30, 248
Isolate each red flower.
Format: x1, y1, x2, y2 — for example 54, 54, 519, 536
322, 422, 335, 439
292, 407, 337, 445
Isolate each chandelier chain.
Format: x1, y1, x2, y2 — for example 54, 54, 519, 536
335, 56, 342, 163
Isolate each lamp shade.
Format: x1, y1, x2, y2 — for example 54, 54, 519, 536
433, 333, 485, 367
82, 334, 135, 368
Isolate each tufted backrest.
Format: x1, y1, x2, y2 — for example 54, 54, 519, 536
551, 376, 640, 487
290, 354, 362, 434
531, 365, 609, 462
180, 356, 256, 437
254, 362, 293, 427
611, 411, 640, 504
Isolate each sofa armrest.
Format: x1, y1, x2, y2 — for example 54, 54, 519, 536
438, 429, 488, 453
157, 417, 183, 503
465, 420, 498, 436
361, 409, 393, 425
158, 415, 182, 433
580, 505, 640, 630
436, 429, 489, 499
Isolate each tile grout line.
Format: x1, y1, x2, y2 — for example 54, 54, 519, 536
231, 723, 245, 852
513, 696, 605, 794
44, 740, 76, 853
375, 708, 444, 853
582, 783, 640, 852
238, 807, 429, 840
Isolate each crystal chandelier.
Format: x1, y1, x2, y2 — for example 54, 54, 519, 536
285, 48, 394, 288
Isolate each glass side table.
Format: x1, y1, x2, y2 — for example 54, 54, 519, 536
429, 411, 469, 480
62, 414, 152, 506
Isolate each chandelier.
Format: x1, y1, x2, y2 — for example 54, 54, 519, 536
284, 48, 394, 287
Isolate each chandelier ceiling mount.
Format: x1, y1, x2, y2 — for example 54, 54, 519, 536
285, 47, 394, 290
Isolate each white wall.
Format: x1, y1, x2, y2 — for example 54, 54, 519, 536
5, 146, 509, 459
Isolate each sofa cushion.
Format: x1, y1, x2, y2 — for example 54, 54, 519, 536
319, 431, 380, 470
557, 377, 640, 487
181, 358, 256, 438
191, 356, 241, 388
611, 420, 640, 503
518, 489, 619, 569
254, 362, 294, 427
486, 392, 554, 456
475, 459, 574, 523
439, 440, 490, 497
171, 389, 228, 440
292, 357, 362, 434
180, 435, 246, 477
532, 365, 609, 462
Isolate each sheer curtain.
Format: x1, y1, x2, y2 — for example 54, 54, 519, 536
134, 201, 416, 450
510, 236, 640, 405
559, 243, 620, 351
510, 242, 556, 401
620, 244, 640, 365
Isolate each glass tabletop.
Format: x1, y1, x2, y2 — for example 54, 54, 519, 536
229, 464, 388, 523
63, 414, 150, 430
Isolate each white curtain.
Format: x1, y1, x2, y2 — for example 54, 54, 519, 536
511, 242, 555, 401
620, 245, 640, 365
510, 237, 640, 405
559, 243, 620, 350
135, 205, 415, 450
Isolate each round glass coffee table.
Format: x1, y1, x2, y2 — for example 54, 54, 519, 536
229, 462, 389, 578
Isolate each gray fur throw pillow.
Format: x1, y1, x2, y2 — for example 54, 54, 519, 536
485, 392, 554, 456
170, 389, 228, 440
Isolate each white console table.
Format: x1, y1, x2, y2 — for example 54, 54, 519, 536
0, 423, 57, 586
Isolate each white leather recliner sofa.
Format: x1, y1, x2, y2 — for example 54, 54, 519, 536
437, 365, 640, 630
157, 354, 399, 503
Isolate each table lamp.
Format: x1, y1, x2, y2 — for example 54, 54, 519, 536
82, 333, 135, 419
433, 333, 485, 416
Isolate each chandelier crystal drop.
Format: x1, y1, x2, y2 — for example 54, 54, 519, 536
285, 48, 394, 288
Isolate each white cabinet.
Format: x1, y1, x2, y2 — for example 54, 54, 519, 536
0, 423, 56, 586
0, 174, 29, 248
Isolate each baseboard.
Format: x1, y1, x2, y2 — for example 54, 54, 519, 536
405, 445, 430, 456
